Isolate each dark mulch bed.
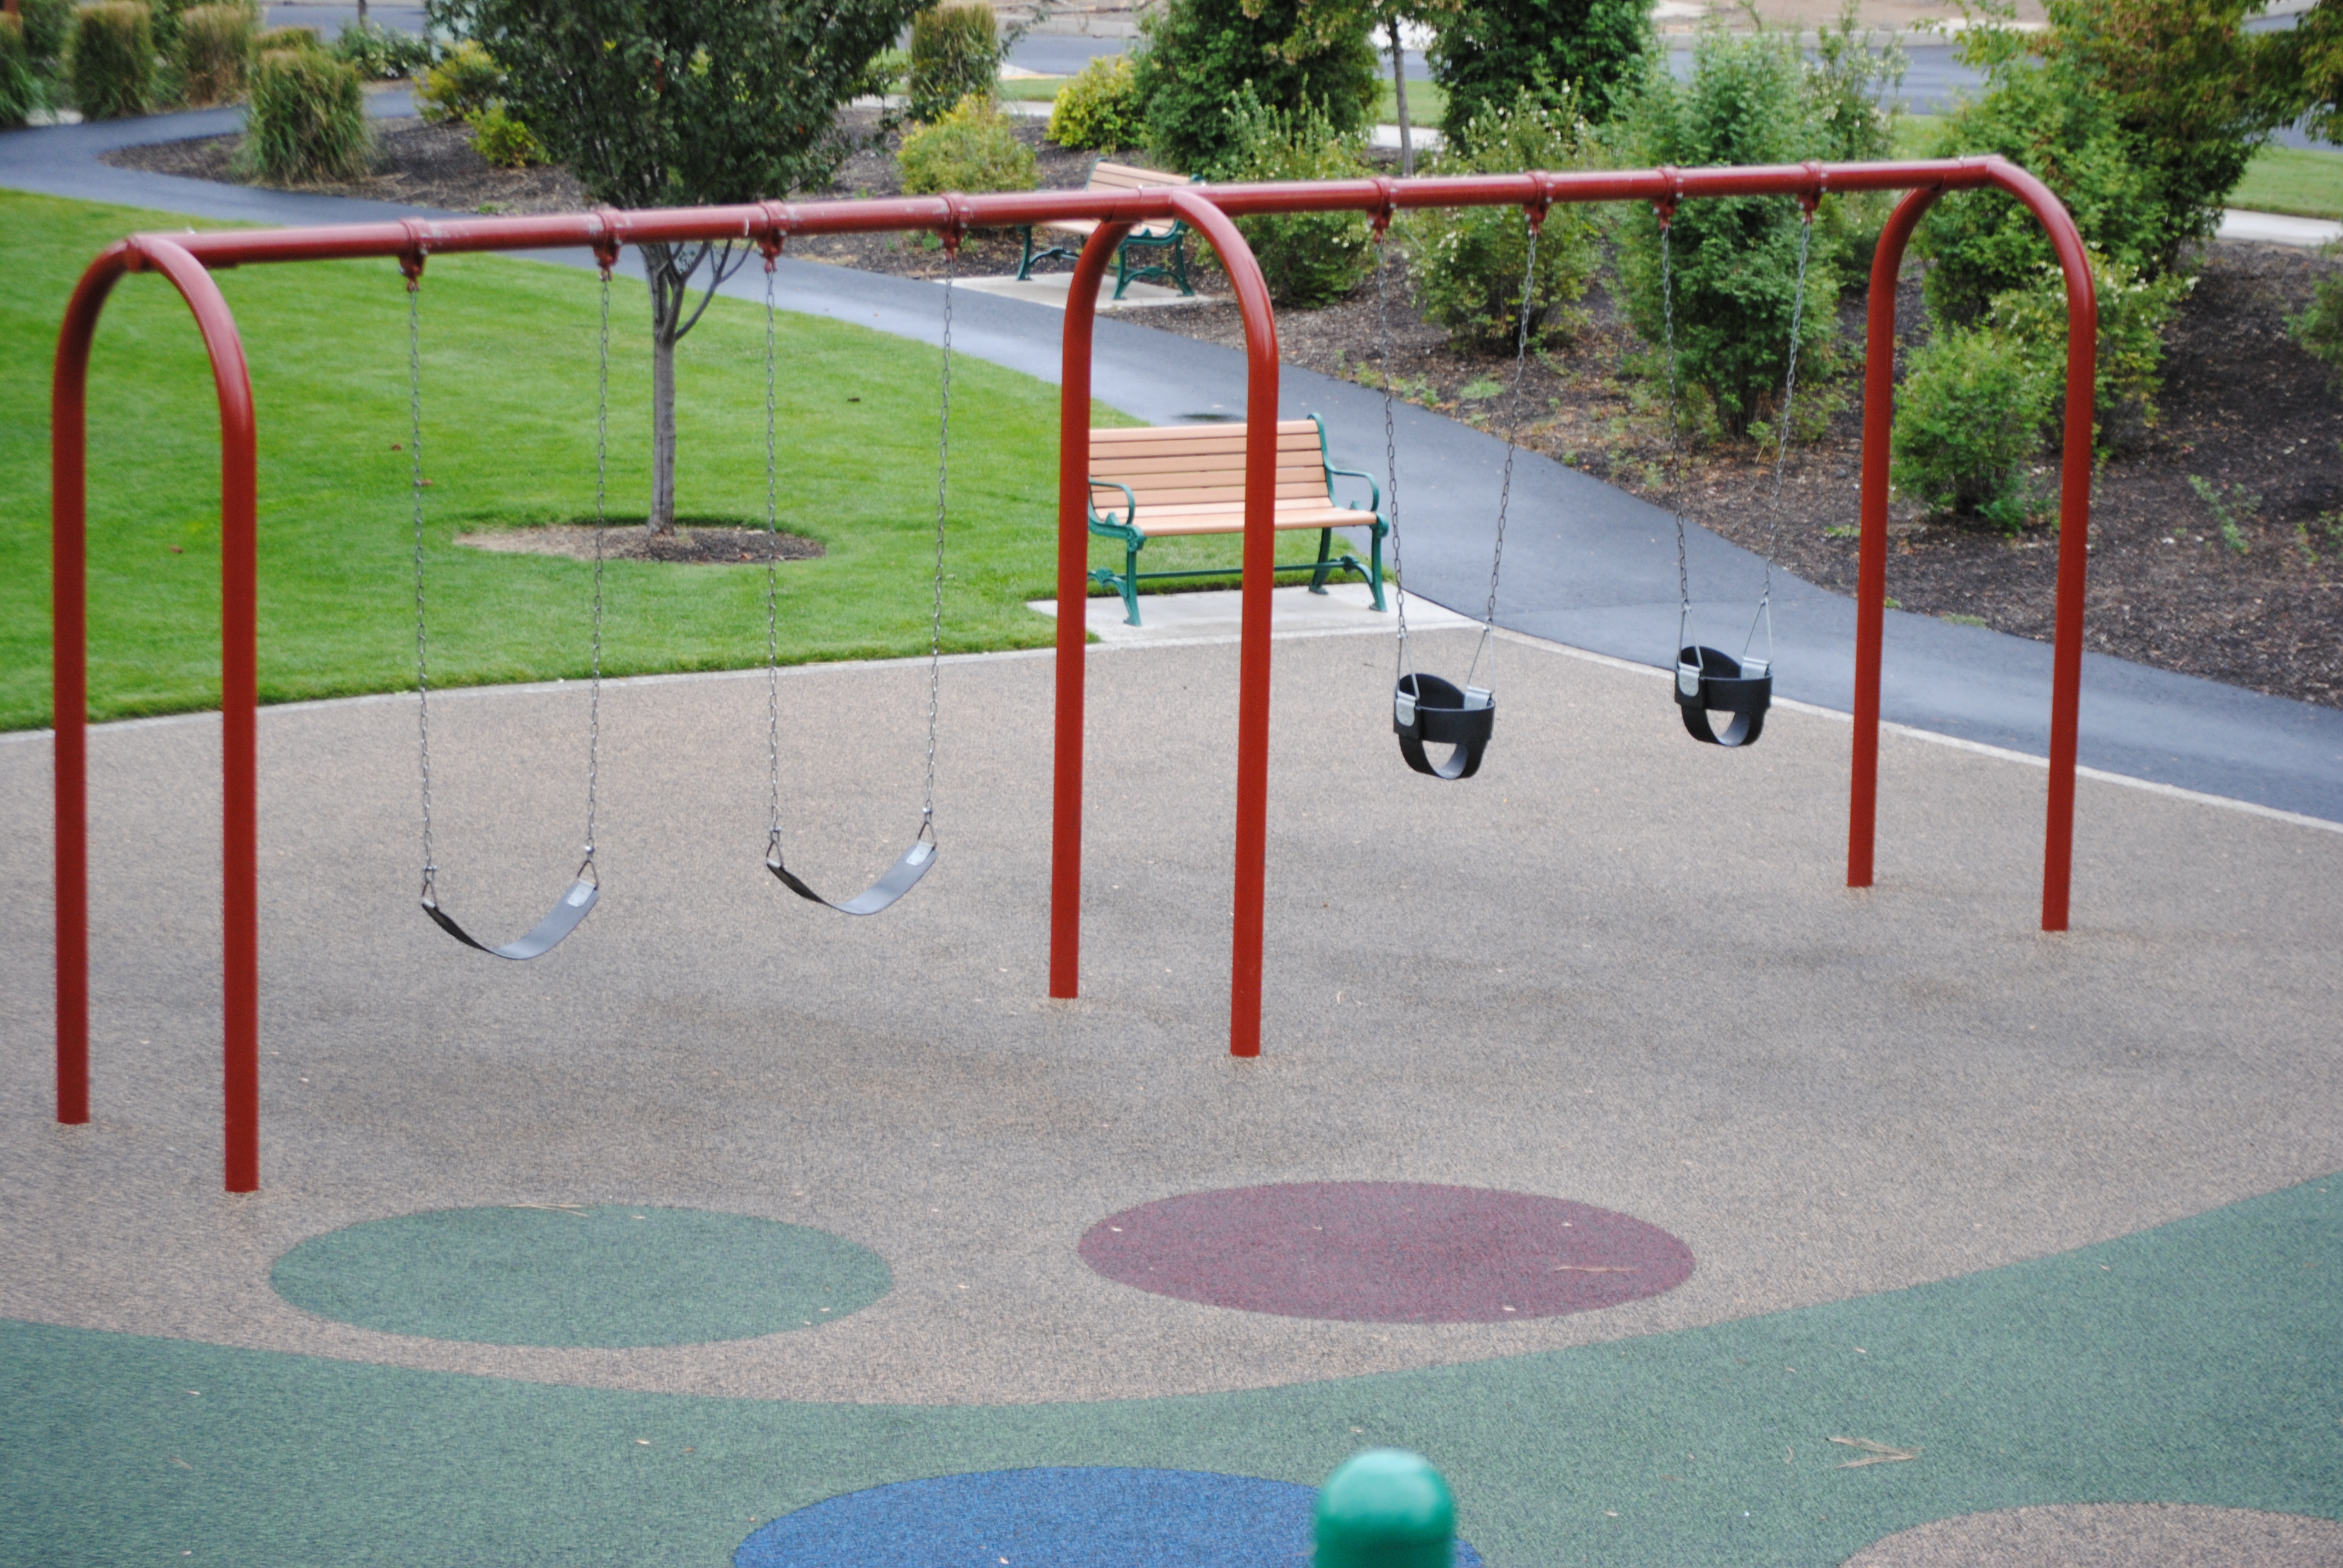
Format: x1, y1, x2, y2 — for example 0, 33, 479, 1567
458, 523, 824, 565
108, 108, 2343, 706
1142, 243, 2343, 711
105, 114, 591, 214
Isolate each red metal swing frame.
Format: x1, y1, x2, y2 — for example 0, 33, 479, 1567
50, 158, 2098, 1192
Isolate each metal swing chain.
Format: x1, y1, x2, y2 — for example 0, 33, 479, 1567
919, 243, 956, 838
409, 273, 437, 905
1372, 222, 1416, 690
1660, 215, 1693, 657
582, 265, 609, 881
1464, 212, 1543, 696
763, 259, 788, 864
1745, 206, 1815, 664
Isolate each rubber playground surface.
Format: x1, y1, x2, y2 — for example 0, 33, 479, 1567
4, 624, 2341, 1565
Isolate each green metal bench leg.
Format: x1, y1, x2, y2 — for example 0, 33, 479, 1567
1307, 528, 1335, 594
1368, 520, 1387, 610
1170, 234, 1193, 296
1017, 226, 1036, 281
1121, 539, 1142, 624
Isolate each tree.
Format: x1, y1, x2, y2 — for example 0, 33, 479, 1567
434, 0, 923, 532
2279, 0, 2343, 140
1286, 0, 1461, 177
1425, 0, 1650, 140
1130, 0, 1378, 175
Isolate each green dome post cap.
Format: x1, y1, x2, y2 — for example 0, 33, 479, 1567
1314, 1448, 1456, 1568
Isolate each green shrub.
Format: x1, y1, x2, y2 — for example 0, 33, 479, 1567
1404, 88, 1598, 348
1987, 250, 2189, 449
174, 2, 251, 105
1427, 0, 1651, 135
468, 99, 541, 166
1892, 322, 2053, 526
1613, 24, 1841, 439
1803, 0, 1906, 281
330, 19, 431, 80
897, 91, 1037, 195
0, 15, 40, 127
1920, 0, 2283, 322
414, 34, 499, 122
1130, 0, 1375, 174
2289, 268, 2343, 382
1213, 88, 1373, 307
252, 23, 318, 54
1047, 52, 1141, 149
908, 1, 995, 123
21, 0, 74, 68
68, 1, 154, 119
238, 45, 370, 181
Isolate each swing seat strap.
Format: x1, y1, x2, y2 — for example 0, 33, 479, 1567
1394, 673, 1495, 780
767, 835, 937, 918
1675, 646, 1771, 749
422, 875, 598, 961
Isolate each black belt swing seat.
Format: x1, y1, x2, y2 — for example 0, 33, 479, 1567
1373, 191, 1547, 782
402, 245, 608, 961
754, 220, 957, 916
1656, 189, 1817, 751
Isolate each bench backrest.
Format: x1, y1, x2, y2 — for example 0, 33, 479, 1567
1086, 162, 1190, 239
1090, 419, 1332, 512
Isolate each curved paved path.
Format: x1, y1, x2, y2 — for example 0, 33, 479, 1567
7, 103, 2342, 824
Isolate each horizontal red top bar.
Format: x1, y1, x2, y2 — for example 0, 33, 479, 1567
134, 158, 2011, 270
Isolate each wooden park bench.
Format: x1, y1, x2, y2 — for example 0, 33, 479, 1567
1017, 160, 1196, 299
1086, 416, 1387, 626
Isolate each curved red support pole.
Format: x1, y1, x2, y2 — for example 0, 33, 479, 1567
1848, 186, 1941, 895
1050, 219, 1133, 1001
52, 235, 262, 1192
1849, 160, 2096, 930
1168, 188, 1280, 1059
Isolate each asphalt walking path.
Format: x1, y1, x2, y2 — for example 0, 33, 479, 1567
7, 102, 2342, 828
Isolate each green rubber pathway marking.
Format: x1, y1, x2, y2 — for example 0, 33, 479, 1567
269, 1206, 893, 1348
10, 1177, 2338, 1566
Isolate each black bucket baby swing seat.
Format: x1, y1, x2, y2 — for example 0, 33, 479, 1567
1372, 193, 1548, 780
755, 220, 958, 915
403, 243, 608, 960
1657, 190, 1816, 749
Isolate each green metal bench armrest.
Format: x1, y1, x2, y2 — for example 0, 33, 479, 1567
1323, 463, 1383, 518
1087, 477, 1141, 537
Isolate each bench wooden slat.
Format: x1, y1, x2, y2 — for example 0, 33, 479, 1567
1094, 455, 1329, 482
1119, 508, 1377, 537
1099, 482, 1335, 506
1093, 420, 1321, 445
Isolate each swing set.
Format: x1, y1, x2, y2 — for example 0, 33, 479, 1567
49, 161, 2100, 1192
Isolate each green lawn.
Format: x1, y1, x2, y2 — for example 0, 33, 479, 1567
1374, 78, 1447, 133
1, 191, 1362, 731
2230, 141, 2343, 220
996, 75, 1067, 103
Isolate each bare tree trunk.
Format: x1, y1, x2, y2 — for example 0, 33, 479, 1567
643, 241, 684, 535
356, 0, 368, 30
1388, 17, 1414, 179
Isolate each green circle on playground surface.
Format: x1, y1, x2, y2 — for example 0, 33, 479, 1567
271, 1206, 891, 1348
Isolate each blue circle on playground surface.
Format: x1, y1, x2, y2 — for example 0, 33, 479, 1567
270, 1204, 891, 1348
733, 1466, 1486, 1567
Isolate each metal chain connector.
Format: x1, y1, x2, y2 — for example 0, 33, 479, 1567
920, 247, 954, 834
1745, 206, 1815, 666
409, 273, 435, 904
1464, 213, 1543, 696
582, 266, 609, 879
764, 258, 786, 860
1372, 226, 1415, 690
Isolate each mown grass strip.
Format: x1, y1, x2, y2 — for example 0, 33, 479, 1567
2, 191, 1358, 731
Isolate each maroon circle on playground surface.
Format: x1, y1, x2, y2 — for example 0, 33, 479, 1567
1077, 1182, 1694, 1323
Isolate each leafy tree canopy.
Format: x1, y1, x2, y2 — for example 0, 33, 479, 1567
1426, 0, 1651, 138
431, 0, 922, 207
